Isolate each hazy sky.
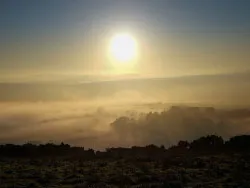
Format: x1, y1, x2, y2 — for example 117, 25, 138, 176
1, 0, 250, 82
1, 0, 250, 147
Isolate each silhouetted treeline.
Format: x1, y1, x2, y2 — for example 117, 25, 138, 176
1, 134, 250, 158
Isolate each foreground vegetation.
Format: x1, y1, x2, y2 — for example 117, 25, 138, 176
1, 135, 250, 187
1, 153, 250, 188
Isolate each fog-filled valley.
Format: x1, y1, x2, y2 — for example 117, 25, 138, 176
1, 73, 250, 149
1, 101, 250, 150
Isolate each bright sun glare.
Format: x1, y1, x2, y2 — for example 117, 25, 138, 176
110, 33, 137, 63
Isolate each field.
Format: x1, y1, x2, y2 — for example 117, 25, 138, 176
1, 153, 250, 188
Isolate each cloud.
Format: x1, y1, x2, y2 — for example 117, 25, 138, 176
0, 102, 115, 146
109, 106, 250, 147
0, 102, 250, 150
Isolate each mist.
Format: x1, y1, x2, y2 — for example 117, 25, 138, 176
0, 100, 250, 150
1, 73, 250, 149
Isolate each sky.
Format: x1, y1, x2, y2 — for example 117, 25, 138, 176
1, 0, 250, 147
1, 0, 250, 83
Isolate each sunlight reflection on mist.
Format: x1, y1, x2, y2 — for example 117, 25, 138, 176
1, 101, 250, 150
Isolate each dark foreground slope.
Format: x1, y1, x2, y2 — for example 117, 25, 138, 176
1, 135, 250, 188
1, 153, 250, 188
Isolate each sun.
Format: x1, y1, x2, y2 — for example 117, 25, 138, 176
109, 33, 137, 63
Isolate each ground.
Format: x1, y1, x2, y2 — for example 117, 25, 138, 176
1, 154, 250, 188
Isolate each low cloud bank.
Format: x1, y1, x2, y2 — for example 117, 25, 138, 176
110, 106, 250, 147
0, 102, 250, 150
